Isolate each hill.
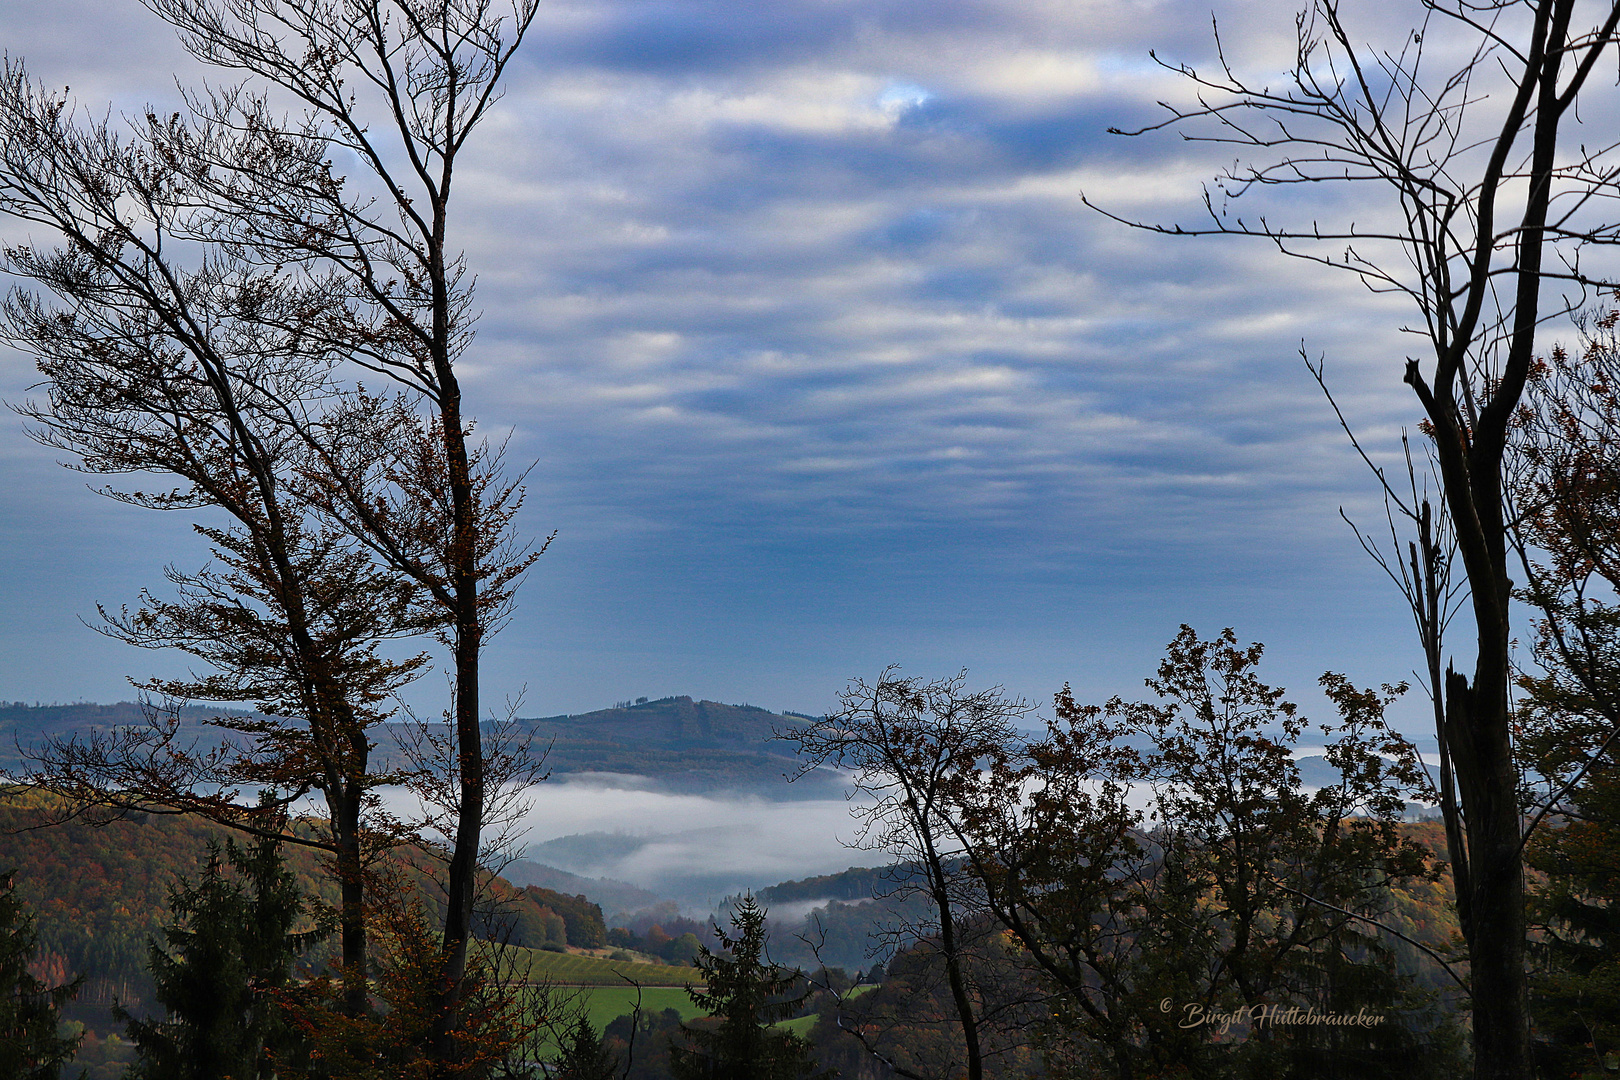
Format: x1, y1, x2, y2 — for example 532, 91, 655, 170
501, 696, 836, 794
748, 834, 1464, 982
0, 783, 1467, 1075
0, 696, 841, 796
0, 701, 258, 774
527, 696, 792, 750
495, 943, 701, 988
0, 789, 611, 1011
758, 865, 904, 906
500, 859, 664, 917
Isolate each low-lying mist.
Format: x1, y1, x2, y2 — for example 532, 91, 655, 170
508, 773, 878, 911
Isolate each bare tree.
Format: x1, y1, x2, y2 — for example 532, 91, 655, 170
1097, 4, 1620, 1075
783, 669, 1033, 1080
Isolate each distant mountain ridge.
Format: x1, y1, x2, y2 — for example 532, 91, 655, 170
505, 696, 831, 792
526, 832, 652, 873
0, 696, 836, 795
524, 695, 795, 748
0, 701, 257, 773
758, 865, 905, 905
1, 701, 1389, 805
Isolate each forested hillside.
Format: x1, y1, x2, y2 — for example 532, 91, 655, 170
0, 702, 258, 775
1, 779, 1467, 1051
0, 790, 607, 1012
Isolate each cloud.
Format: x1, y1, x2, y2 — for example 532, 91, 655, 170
381, 773, 879, 909
0, 0, 1471, 722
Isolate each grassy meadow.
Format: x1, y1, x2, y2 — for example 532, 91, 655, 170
492, 944, 704, 988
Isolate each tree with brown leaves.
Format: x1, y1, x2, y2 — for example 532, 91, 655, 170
0, 56, 429, 1014
0, 1, 547, 1057
785, 671, 1032, 1080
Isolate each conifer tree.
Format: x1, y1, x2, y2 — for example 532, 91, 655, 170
121, 834, 311, 1080
671, 896, 825, 1080
1521, 689, 1620, 1078
552, 1016, 619, 1080
1512, 308, 1620, 1079
0, 869, 83, 1080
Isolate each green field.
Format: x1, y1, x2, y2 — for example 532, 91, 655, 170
769, 982, 874, 1038
489, 945, 708, 1057
773, 1013, 818, 1037
493, 945, 704, 987
557, 985, 706, 1031
522, 985, 706, 1058
498, 944, 864, 1056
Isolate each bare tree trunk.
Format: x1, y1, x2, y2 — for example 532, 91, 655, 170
918, 828, 983, 1080
331, 775, 370, 1018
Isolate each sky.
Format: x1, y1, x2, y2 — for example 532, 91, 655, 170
0, 0, 1529, 740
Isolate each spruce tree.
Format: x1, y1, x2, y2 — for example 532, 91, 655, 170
122, 834, 310, 1080
0, 869, 84, 1080
553, 1016, 619, 1080
671, 896, 825, 1080
1525, 751, 1620, 1080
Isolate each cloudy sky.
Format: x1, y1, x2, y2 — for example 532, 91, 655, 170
0, 0, 1504, 736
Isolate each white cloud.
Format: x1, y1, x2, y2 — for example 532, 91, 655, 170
385, 774, 879, 907
0, 0, 1480, 721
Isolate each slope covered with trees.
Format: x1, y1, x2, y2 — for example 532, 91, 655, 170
0, 790, 605, 1009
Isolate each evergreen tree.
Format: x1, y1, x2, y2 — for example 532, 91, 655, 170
1514, 311, 1620, 1080
1523, 721, 1620, 1080
671, 896, 826, 1080
121, 834, 311, 1080
0, 869, 84, 1080
274, 872, 532, 1080
553, 1016, 619, 1080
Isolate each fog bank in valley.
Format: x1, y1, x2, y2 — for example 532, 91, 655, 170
511, 772, 878, 909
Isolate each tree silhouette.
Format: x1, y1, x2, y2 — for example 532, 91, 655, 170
784, 670, 1030, 1080
0, 868, 83, 1080
1512, 312, 1620, 1079
120, 834, 313, 1080
552, 1017, 619, 1080
0, 0, 549, 1051
1101, 5, 1620, 1075
672, 896, 824, 1080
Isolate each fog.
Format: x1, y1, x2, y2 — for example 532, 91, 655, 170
389, 772, 884, 911
382, 753, 1438, 915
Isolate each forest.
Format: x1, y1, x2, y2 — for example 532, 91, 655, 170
1, 677, 1479, 1080
3, 0, 1620, 1079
